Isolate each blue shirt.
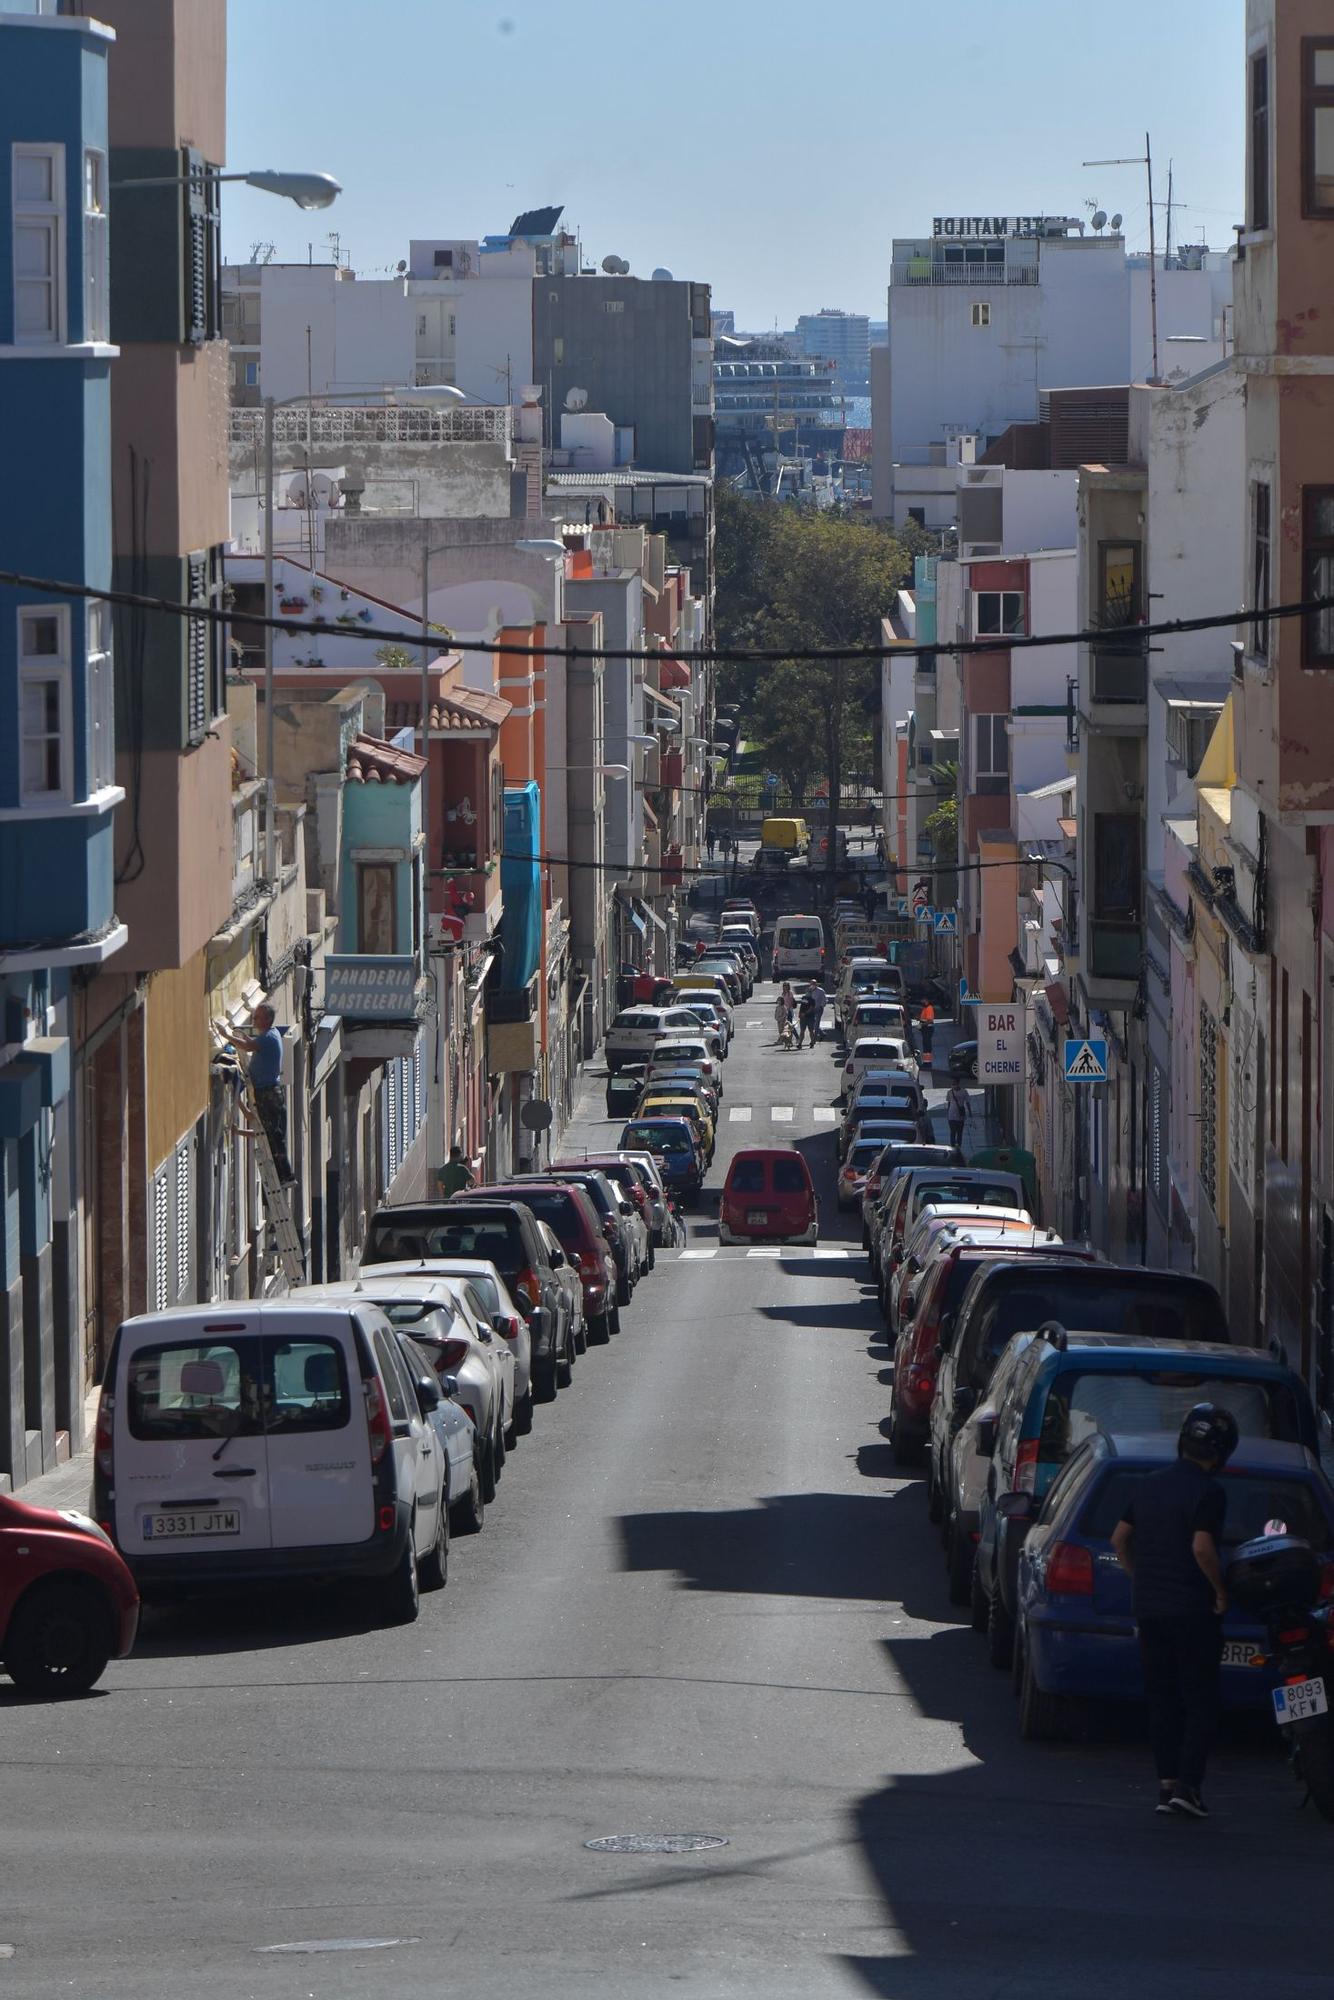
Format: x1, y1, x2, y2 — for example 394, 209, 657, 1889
249, 1026, 284, 1089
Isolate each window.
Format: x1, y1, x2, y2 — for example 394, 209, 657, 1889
448, 313, 455, 338
907, 506, 926, 528
417, 313, 427, 336
183, 148, 221, 343
358, 863, 397, 954
974, 591, 1025, 637
87, 599, 114, 793
244, 360, 259, 387
1250, 48, 1271, 229
971, 302, 991, 328
1093, 812, 1140, 919
1099, 542, 1141, 626
83, 148, 107, 341
1304, 487, 1334, 665
1251, 478, 1271, 659
12, 143, 64, 343
175, 1142, 192, 1301
552, 336, 564, 364
974, 712, 1009, 777
18, 606, 70, 803
1303, 37, 1334, 217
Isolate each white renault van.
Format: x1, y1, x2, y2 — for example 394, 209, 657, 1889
93, 1301, 448, 1623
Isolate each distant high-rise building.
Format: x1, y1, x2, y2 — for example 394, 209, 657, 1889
795, 309, 870, 386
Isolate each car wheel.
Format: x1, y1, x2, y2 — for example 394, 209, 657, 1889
452, 1458, 485, 1536
534, 1355, 559, 1403
1018, 1630, 1066, 1742
3, 1581, 111, 1698
556, 1332, 574, 1388
494, 1420, 507, 1473
987, 1577, 1014, 1670
419, 1500, 449, 1592
588, 1310, 612, 1345
381, 1531, 421, 1626
480, 1433, 499, 1502
890, 1406, 919, 1469
946, 1518, 974, 1605
970, 1554, 989, 1634
647, 1241, 656, 1271
513, 1388, 534, 1436
609, 1302, 622, 1336
574, 1315, 588, 1354
616, 1272, 632, 1307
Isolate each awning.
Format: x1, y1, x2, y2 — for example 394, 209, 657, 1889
639, 900, 668, 935
642, 685, 681, 715
659, 655, 691, 690
641, 796, 659, 829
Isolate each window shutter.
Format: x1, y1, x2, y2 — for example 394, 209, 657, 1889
153, 1167, 170, 1312
186, 552, 208, 741
182, 148, 219, 344
175, 1141, 192, 1301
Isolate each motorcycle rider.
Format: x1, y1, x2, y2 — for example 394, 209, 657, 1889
1111, 1403, 1239, 1819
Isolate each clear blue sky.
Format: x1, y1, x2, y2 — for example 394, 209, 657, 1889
224, 0, 1244, 329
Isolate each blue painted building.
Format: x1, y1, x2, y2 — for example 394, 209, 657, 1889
0, 5, 125, 1486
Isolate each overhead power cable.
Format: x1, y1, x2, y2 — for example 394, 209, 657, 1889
0, 564, 1329, 670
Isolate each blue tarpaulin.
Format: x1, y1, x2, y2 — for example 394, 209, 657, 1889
500, 783, 541, 990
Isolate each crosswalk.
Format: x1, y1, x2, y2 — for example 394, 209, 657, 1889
676, 1246, 851, 1261
725, 1102, 836, 1124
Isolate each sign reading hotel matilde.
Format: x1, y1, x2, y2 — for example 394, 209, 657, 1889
932, 216, 1067, 239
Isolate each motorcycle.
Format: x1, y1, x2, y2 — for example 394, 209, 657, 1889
1227, 1527, 1334, 1821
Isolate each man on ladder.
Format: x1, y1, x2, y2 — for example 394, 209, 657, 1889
229, 1002, 295, 1184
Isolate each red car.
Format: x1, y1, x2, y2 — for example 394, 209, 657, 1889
1, 1491, 140, 1697
719, 1148, 818, 1246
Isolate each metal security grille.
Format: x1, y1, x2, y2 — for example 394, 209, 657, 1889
153, 1167, 169, 1313
1199, 1006, 1219, 1211
1148, 1059, 1166, 1211
175, 1141, 191, 1301
186, 552, 208, 742
183, 148, 220, 344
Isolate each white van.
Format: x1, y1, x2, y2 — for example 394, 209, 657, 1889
772, 914, 825, 978
94, 1301, 449, 1622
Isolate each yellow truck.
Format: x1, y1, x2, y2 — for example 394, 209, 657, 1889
759, 816, 810, 855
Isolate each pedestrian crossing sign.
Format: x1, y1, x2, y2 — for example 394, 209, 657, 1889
933, 908, 958, 935
959, 978, 981, 1006
895, 896, 910, 917
1063, 1037, 1108, 1082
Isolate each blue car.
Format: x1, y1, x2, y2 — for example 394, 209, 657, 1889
616, 1117, 702, 1200
1008, 1430, 1334, 1739
973, 1329, 1320, 1670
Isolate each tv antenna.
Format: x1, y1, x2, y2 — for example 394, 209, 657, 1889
249, 240, 275, 265
1084, 132, 1160, 379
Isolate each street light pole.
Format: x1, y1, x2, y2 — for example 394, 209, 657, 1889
263, 394, 276, 882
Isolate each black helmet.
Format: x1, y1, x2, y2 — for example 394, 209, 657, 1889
1178, 1403, 1239, 1466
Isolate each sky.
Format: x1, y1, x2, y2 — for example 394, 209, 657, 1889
225, 0, 1245, 330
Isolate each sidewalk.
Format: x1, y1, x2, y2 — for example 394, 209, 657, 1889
12, 1389, 98, 1513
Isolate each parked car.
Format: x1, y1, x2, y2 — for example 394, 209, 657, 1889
719, 1148, 818, 1247
848, 1000, 909, 1049
886, 1209, 1039, 1332
636, 1090, 715, 1165
671, 979, 736, 1037
584, 1149, 674, 1247
555, 1152, 668, 1256
973, 1328, 1319, 1670
691, 955, 745, 1003
644, 1064, 720, 1122
837, 1137, 890, 1211
841, 1037, 917, 1097
533, 1219, 588, 1352
1010, 1431, 1334, 1740
647, 1037, 724, 1090
948, 1040, 979, 1082
717, 929, 761, 974
392, 1329, 482, 1548
836, 958, 904, 1026
874, 1168, 1027, 1304
861, 1142, 964, 1255
605, 1005, 726, 1070
369, 1255, 534, 1434
305, 1275, 515, 1485
928, 1260, 1231, 1541
554, 1156, 657, 1271
842, 1097, 922, 1160
469, 1181, 617, 1343
95, 1301, 449, 1622
617, 1117, 704, 1200
1, 1489, 139, 1697
364, 1198, 564, 1395
669, 995, 733, 1051
528, 1165, 650, 1294
720, 899, 760, 936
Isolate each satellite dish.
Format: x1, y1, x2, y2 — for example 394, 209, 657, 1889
1092, 209, 1108, 232
600, 254, 621, 274
396, 259, 407, 273
1111, 212, 1124, 232
651, 266, 673, 282
564, 386, 589, 411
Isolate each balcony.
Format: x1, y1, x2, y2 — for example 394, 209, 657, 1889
659, 748, 684, 789
441, 863, 502, 942
1089, 633, 1149, 708
890, 261, 1039, 287
1086, 918, 1142, 982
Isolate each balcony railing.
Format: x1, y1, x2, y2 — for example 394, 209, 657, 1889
890, 261, 1040, 287
1087, 918, 1142, 981
1090, 632, 1149, 705
229, 404, 513, 449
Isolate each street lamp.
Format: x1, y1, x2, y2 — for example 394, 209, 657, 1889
112, 167, 342, 210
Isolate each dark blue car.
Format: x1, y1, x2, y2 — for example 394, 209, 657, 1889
616, 1118, 702, 1200
1009, 1431, 1334, 1740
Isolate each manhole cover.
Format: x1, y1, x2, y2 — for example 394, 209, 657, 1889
584, 1833, 729, 1854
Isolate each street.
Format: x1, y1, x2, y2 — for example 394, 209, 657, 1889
1, 977, 1328, 2000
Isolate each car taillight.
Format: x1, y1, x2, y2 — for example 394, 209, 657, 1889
577, 1249, 603, 1278
502, 1312, 522, 1341
602, 1218, 619, 1241
867, 1175, 882, 1196
365, 1376, 392, 1466
1279, 1627, 1312, 1647
907, 1364, 935, 1395
515, 1265, 541, 1309
437, 1338, 471, 1374
1013, 1438, 1040, 1494
1045, 1541, 1093, 1596
94, 1385, 114, 1477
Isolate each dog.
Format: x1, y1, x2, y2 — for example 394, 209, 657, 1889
778, 1015, 796, 1051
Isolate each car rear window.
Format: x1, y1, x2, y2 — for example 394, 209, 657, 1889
367, 1212, 519, 1271
987, 1278, 1227, 1357
1080, 1468, 1329, 1547
778, 926, 822, 950
847, 1141, 885, 1170
910, 1179, 1016, 1220
623, 1124, 690, 1154
729, 1159, 765, 1193
773, 1158, 808, 1194
126, 1336, 350, 1441
1039, 1369, 1303, 1462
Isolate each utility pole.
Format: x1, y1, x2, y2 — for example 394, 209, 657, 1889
1084, 136, 1161, 380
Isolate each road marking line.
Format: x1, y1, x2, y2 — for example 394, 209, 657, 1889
814, 1247, 848, 1258
745, 1247, 781, 1258
813, 1106, 837, 1122
728, 1106, 752, 1122
679, 1248, 717, 1259
771, 1106, 794, 1121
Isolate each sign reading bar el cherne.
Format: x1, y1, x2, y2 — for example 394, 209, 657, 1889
977, 1004, 1026, 1085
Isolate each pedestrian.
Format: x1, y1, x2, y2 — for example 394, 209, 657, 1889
797, 990, 815, 1047
808, 980, 827, 1045
945, 1079, 971, 1155
226, 1002, 295, 1183
773, 988, 794, 1045
917, 1000, 936, 1064
915, 1103, 936, 1144
1111, 1404, 1239, 1818
435, 1144, 474, 1198
706, 826, 717, 861
863, 885, 876, 922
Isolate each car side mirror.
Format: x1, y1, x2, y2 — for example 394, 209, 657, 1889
997, 1491, 1035, 1521
440, 1372, 459, 1399
974, 1416, 997, 1459
415, 1375, 442, 1414
491, 1311, 511, 1336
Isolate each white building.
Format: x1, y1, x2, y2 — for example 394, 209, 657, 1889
873, 215, 1232, 526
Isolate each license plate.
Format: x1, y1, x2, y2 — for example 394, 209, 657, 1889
1221, 1641, 1263, 1667
746, 1211, 768, 1226
143, 1509, 241, 1540
1273, 1675, 1329, 1725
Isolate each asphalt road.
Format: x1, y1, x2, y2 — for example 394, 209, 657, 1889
2, 978, 1329, 1999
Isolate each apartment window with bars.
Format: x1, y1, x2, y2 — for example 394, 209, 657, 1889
186, 553, 209, 741
1199, 1006, 1219, 1212
1148, 1059, 1166, 1212
1250, 48, 1271, 229
1251, 478, 1271, 659
13, 143, 64, 343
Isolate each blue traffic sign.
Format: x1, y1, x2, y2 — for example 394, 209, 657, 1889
895, 896, 910, 917
959, 978, 981, 1006
1063, 1038, 1108, 1083
933, 908, 958, 936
